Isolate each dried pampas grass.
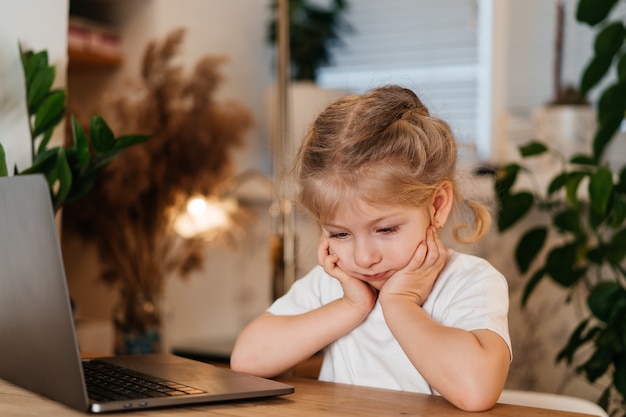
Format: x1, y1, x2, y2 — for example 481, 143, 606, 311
64, 28, 253, 299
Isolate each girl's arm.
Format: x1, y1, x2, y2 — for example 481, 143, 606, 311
231, 236, 377, 378
379, 227, 510, 412
230, 297, 367, 377
379, 297, 510, 412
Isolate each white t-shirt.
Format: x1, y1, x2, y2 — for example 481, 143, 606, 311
266, 249, 511, 394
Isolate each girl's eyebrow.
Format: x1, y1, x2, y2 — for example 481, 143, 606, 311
320, 222, 344, 230
322, 211, 406, 229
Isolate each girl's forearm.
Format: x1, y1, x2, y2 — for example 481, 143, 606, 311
230, 297, 368, 378
380, 295, 510, 412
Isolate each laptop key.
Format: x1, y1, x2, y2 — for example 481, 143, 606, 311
83, 360, 206, 402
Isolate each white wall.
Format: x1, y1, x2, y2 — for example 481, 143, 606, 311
0, 0, 69, 172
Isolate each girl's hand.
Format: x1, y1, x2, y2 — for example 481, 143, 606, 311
318, 235, 377, 316
379, 226, 447, 306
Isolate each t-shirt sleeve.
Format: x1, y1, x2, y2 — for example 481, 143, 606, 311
267, 266, 335, 315
426, 254, 512, 358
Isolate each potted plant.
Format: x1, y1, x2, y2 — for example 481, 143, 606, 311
0, 46, 149, 212
493, 0, 626, 414
532, 0, 593, 164
267, 0, 350, 82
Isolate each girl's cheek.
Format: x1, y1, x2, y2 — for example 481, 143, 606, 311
328, 243, 344, 263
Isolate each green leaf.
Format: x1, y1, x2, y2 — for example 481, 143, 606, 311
21, 49, 48, 88
497, 191, 534, 232
556, 318, 591, 364
32, 90, 66, 137
521, 267, 547, 307
515, 227, 547, 273
23, 147, 57, 172
71, 116, 91, 171
593, 116, 624, 163
112, 134, 151, 151
89, 115, 115, 152
51, 148, 72, 210
589, 166, 614, 216
565, 172, 587, 207
588, 282, 621, 322
597, 82, 626, 126
548, 172, 569, 195
570, 154, 596, 165
594, 22, 625, 57
546, 243, 586, 287
554, 208, 583, 235
593, 83, 626, 160
26, 66, 55, 113
494, 163, 521, 201
580, 54, 613, 97
616, 351, 626, 398
617, 53, 626, 83
519, 141, 548, 157
576, 0, 619, 26
587, 245, 606, 264
0, 143, 7, 177
36, 129, 53, 155
581, 344, 614, 382
581, 23, 626, 96
611, 193, 626, 227
607, 227, 626, 263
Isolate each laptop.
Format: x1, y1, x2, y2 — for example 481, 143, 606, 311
0, 174, 293, 413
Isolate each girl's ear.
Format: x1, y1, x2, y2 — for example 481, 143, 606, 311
430, 181, 454, 228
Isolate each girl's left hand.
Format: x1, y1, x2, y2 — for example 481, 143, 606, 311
379, 226, 447, 306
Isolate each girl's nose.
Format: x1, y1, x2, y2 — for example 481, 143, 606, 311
354, 239, 381, 269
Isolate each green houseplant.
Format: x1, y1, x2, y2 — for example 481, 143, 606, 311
0, 46, 149, 211
494, 0, 626, 413
267, 0, 350, 81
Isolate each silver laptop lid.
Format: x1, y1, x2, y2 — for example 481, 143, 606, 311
0, 174, 90, 411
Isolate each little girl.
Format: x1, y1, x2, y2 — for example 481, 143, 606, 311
230, 85, 511, 412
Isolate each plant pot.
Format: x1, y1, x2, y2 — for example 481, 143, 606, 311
532, 105, 595, 159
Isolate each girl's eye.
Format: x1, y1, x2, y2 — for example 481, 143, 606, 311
329, 231, 349, 239
377, 225, 399, 234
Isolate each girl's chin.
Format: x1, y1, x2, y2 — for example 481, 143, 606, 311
365, 279, 387, 291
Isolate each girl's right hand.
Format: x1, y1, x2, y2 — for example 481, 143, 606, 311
317, 235, 377, 317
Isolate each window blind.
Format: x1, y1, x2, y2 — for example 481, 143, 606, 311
317, 0, 490, 161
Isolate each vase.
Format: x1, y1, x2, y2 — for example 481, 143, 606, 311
532, 105, 595, 160
113, 290, 162, 355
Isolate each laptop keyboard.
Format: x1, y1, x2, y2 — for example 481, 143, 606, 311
83, 360, 206, 402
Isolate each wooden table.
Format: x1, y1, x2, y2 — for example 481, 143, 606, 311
0, 375, 596, 416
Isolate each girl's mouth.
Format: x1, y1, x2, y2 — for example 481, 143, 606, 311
363, 271, 390, 281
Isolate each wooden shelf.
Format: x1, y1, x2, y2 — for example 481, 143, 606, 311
68, 45, 122, 69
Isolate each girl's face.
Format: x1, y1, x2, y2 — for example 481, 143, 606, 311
320, 198, 432, 290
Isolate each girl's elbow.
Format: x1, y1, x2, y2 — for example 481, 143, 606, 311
229, 354, 249, 375
230, 350, 280, 378
447, 384, 501, 412
453, 394, 498, 413
230, 351, 259, 375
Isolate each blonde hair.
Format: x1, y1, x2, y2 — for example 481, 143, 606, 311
294, 85, 491, 244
